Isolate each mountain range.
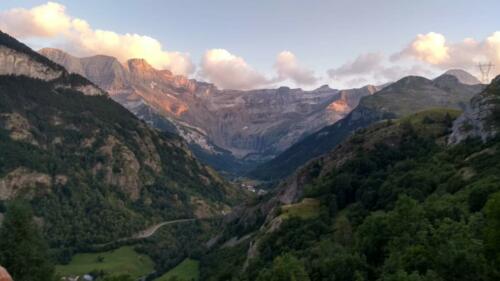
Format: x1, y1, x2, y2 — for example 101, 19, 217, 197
250, 70, 484, 180
39, 48, 378, 174
35, 48, 486, 180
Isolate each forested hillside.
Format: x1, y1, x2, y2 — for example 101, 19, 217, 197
0, 31, 240, 255
202, 99, 500, 280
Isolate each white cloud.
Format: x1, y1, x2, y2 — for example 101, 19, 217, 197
327, 52, 435, 88
393, 31, 500, 79
0, 2, 71, 38
394, 32, 450, 64
200, 49, 271, 90
328, 31, 500, 87
274, 51, 318, 86
327, 52, 384, 78
200, 50, 319, 90
0, 2, 194, 75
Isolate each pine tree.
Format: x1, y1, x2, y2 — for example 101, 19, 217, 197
0, 201, 54, 281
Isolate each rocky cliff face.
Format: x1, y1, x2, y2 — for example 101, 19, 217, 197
0, 45, 63, 80
449, 75, 500, 144
40, 48, 373, 170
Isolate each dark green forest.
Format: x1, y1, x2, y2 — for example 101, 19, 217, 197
201, 110, 500, 281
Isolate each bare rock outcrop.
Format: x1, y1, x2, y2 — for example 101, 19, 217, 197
94, 136, 141, 200
449, 76, 500, 144
0, 167, 51, 200
0, 46, 63, 80
0, 112, 38, 146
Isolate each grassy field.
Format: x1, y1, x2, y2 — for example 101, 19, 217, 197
280, 198, 320, 219
156, 258, 199, 281
56, 246, 154, 279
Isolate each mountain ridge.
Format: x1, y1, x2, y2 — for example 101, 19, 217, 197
39, 48, 377, 174
250, 72, 484, 180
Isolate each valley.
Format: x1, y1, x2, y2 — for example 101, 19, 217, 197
0, 2, 500, 281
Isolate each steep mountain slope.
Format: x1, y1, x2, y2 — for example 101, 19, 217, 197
40, 48, 376, 173
251, 73, 484, 180
202, 97, 500, 280
0, 31, 238, 248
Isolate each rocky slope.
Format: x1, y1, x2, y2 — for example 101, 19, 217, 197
251, 73, 484, 180
40, 48, 376, 173
0, 31, 239, 247
449, 75, 500, 143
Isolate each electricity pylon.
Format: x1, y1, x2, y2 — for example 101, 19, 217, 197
478, 62, 495, 83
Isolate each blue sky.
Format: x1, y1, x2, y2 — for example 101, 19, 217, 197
1, 1, 499, 89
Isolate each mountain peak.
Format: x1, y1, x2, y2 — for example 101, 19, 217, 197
441, 69, 481, 85
127, 58, 155, 73
316, 84, 332, 91
39, 47, 71, 57
387, 75, 432, 90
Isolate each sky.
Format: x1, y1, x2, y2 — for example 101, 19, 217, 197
0, 0, 499, 90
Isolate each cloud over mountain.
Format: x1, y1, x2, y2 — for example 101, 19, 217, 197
0, 2, 194, 75
328, 31, 500, 87
2, 2, 499, 89
200, 49, 271, 90
327, 52, 433, 87
200, 49, 318, 90
328, 52, 384, 78
393, 31, 500, 78
395, 32, 450, 65
275, 51, 318, 86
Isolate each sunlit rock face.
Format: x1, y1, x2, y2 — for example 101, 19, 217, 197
40, 48, 374, 163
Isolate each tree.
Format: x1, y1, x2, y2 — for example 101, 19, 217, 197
0, 201, 54, 281
334, 216, 353, 247
484, 192, 500, 271
256, 254, 310, 281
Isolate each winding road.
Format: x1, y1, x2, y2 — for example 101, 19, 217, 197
133, 218, 196, 239
95, 218, 196, 248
